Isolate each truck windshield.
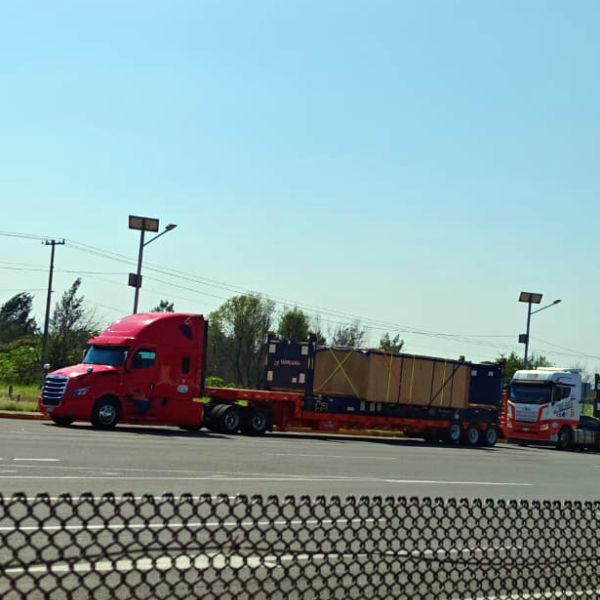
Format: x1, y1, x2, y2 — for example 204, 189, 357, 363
510, 384, 552, 405
83, 346, 127, 367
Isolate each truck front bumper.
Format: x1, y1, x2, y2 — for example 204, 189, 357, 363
505, 427, 557, 445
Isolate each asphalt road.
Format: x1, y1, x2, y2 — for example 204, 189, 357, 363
2, 419, 600, 599
1, 418, 600, 500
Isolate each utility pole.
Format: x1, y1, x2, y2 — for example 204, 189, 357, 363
41, 239, 65, 366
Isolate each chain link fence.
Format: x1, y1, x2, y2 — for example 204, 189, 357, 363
1, 492, 599, 599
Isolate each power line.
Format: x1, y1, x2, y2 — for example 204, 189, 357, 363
0, 230, 50, 241
63, 239, 517, 343
0, 288, 47, 292
3, 230, 597, 361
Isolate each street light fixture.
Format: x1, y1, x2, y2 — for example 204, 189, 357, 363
128, 215, 177, 314
518, 292, 561, 369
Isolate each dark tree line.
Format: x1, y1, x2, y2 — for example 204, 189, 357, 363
0, 280, 100, 383
2, 285, 552, 390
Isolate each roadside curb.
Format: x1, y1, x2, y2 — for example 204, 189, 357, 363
0, 411, 49, 421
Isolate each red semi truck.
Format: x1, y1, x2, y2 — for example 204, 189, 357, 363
39, 312, 502, 446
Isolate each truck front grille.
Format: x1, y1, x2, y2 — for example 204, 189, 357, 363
42, 375, 68, 406
513, 405, 539, 423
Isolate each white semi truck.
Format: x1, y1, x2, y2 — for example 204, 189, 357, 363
505, 367, 600, 450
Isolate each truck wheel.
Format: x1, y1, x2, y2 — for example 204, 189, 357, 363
52, 416, 74, 427
205, 404, 228, 432
557, 427, 572, 451
91, 397, 120, 430
422, 431, 438, 443
241, 409, 269, 436
445, 423, 462, 444
481, 426, 498, 447
215, 405, 241, 434
463, 424, 481, 446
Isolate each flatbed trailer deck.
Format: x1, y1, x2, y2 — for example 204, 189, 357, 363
204, 385, 500, 445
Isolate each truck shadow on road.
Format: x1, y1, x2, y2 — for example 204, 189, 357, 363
257, 432, 503, 451
40, 422, 231, 439
41, 423, 543, 452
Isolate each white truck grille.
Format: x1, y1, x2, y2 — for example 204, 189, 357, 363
514, 404, 539, 423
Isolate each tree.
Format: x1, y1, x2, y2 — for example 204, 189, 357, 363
0, 337, 41, 384
278, 307, 310, 342
0, 293, 37, 343
208, 294, 275, 388
151, 299, 175, 313
331, 321, 366, 347
496, 351, 552, 387
379, 333, 404, 354
48, 279, 100, 369
310, 315, 327, 345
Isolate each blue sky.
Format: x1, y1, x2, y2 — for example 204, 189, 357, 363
1, 1, 599, 369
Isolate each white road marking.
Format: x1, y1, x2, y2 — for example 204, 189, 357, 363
15, 495, 240, 502
3, 544, 523, 576
0, 473, 532, 486
268, 452, 397, 460
0, 475, 360, 482
385, 479, 532, 486
0, 517, 382, 533
13, 458, 59, 462
467, 590, 598, 600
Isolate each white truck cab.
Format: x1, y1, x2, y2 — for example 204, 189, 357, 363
506, 368, 592, 449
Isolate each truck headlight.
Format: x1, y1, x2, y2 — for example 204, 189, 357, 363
540, 423, 549, 431
72, 386, 89, 398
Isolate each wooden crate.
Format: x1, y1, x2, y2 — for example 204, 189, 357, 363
313, 348, 369, 399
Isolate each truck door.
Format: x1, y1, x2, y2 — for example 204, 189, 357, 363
125, 347, 162, 421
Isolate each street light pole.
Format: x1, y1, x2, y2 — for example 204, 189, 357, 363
518, 292, 561, 369
128, 216, 176, 315
523, 300, 533, 369
132, 229, 146, 315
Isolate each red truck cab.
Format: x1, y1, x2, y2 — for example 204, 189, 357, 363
38, 313, 207, 429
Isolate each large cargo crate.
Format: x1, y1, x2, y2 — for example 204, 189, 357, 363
313, 348, 369, 399
314, 348, 471, 409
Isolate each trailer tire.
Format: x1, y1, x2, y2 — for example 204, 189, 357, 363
463, 424, 481, 446
557, 427, 572, 451
423, 430, 439, 443
91, 397, 120, 430
204, 404, 225, 432
241, 409, 269, 436
52, 416, 74, 427
214, 405, 242, 435
445, 423, 462, 444
482, 426, 498, 447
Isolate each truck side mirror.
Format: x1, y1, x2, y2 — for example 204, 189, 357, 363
43, 363, 51, 372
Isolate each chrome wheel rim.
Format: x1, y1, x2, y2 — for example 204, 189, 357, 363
98, 405, 115, 425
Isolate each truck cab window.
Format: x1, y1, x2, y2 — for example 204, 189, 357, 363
132, 349, 156, 369
181, 357, 190, 374
553, 386, 571, 402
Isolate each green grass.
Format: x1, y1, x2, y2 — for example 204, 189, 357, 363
582, 402, 594, 417
0, 383, 40, 412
